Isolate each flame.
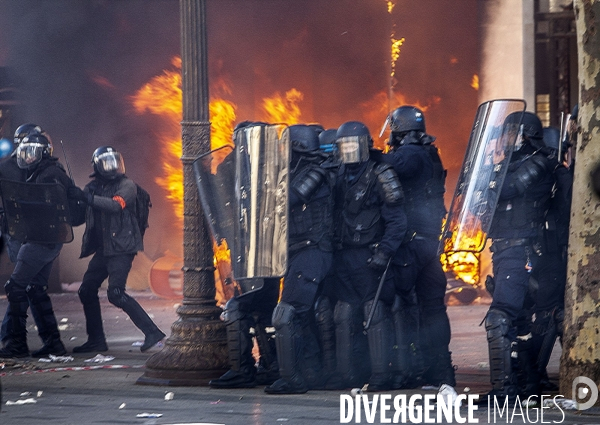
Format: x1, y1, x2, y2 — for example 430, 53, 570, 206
390, 37, 405, 79
471, 74, 479, 91
441, 225, 485, 286
386, 0, 395, 13
260, 89, 303, 125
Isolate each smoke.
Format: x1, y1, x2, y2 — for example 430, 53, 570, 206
0, 0, 479, 283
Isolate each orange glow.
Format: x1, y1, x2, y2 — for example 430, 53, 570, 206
390, 37, 405, 79
260, 89, 303, 125
471, 74, 479, 91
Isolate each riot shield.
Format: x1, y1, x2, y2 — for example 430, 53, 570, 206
193, 123, 289, 294
0, 180, 74, 244
233, 124, 289, 279
441, 99, 526, 254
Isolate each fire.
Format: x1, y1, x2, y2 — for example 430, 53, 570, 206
260, 89, 303, 125
471, 74, 479, 90
390, 37, 405, 79
441, 226, 486, 286
386, 1, 395, 14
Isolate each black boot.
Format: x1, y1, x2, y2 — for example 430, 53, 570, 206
0, 280, 30, 358
73, 339, 109, 353
265, 303, 308, 394
32, 338, 67, 357
75, 299, 109, 353
209, 298, 257, 388
141, 330, 166, 352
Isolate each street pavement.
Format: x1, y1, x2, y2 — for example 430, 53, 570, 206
0, 291, 598, 425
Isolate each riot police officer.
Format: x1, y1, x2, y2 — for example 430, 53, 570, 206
381, 106, 457, 396
331, 121, 406, 391
0, 131, 73, 357
265, 124, 335, 394
485, 111, 555, 401
528, 126, 573, 392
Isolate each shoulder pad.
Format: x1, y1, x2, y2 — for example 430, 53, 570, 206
374, 162, 404, 205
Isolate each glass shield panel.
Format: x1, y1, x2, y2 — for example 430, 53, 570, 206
233, 124, 289, 279
441, 99, 526, 253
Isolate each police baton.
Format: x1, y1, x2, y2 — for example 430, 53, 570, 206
59, 140, 75, 183
364, 257, 392, 331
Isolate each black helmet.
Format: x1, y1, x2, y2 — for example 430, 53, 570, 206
92, 146, 126, 179
520, 112, 543, 140
390, 106, 426, 133
15, 133, 53, 169
318, 129, 337, 154
288, 124, 320, 153
542, 127, 560, 151
335, 121, 372, 164
13, 123, 51, 146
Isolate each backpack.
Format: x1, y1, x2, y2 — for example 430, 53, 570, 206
135, 184, 152, 239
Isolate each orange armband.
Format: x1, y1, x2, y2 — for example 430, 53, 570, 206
112, 195, 126, 209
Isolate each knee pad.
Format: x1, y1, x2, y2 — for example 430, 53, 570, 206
78, 283, 99, 305
363, 299, 388, 327
272, 302, 295, 331
107, 286, 130, 308
333, 301, 353, 327
222, 298, 243, 325
25, 284, 49, 304
4, 279, 27, 303
485, 309, 511, 342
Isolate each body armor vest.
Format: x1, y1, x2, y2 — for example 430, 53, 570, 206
339, 161, 384, 247
288, 163, 334, 252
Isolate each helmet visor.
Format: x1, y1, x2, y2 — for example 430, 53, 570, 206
335, 136, 370, 164
94, 151, 125, 177
16, 143, 45, 169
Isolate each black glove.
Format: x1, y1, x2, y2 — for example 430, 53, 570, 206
367, 249, 390, 271
67, 186, 87, 203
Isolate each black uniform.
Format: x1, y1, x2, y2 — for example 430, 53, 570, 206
0, 156, 73, 358
74, 158, 165, 354
333, 157, 406, 391
266, 130, 335, 394
485, 116, 555, 399
382, 106, 455, 390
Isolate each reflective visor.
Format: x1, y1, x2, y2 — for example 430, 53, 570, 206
16, 143, 45, 169
335, 136, 369, 164
94, 151, 125, 177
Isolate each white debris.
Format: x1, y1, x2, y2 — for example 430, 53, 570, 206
119, 403, 126, 409
350, 388, 362, 396
84, 354, 115, 363
37, 391, 43, 398
477, 362, 488, 369
20, 392, 32, 397
439, 384, 462, 407
60, 318, 69, 323
543, 397, 578, 410
6, 398, 37, 405
132, 341, 144, 347
464, 387, 470, 392
164, 392, 174, 401
58, 324, 69, 331
136, 412, 163, 418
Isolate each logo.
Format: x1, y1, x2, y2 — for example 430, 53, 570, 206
572, 376, 599, 411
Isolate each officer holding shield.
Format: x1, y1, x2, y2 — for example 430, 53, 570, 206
0, 129, 75, 358
485, 111, 555, 401
265, 124, 335, 394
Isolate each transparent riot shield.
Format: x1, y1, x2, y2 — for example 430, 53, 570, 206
233, 124, 289, 279
441, 99, 526, 253
0, 180, 74, 244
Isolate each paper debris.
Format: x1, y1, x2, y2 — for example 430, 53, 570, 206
136, 412, 163, 418
6, 398, 37, 405
164, 392, 174, 401
84, 354, 115, 363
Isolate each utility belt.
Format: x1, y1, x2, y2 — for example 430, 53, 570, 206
490, 238, 531, 254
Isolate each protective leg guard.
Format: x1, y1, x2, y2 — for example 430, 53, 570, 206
210, 298, 257, 388
314, 296, 336, 376
391, 294, 423, 389
265, 302, 307, 394
0, 279, 29, 358
26, 284, 66, 357
485, 309, 517, 397
107, 287, 165, 352
363, 299, 393, 391
255, 323, 279, 386
420, 310, 455, 388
